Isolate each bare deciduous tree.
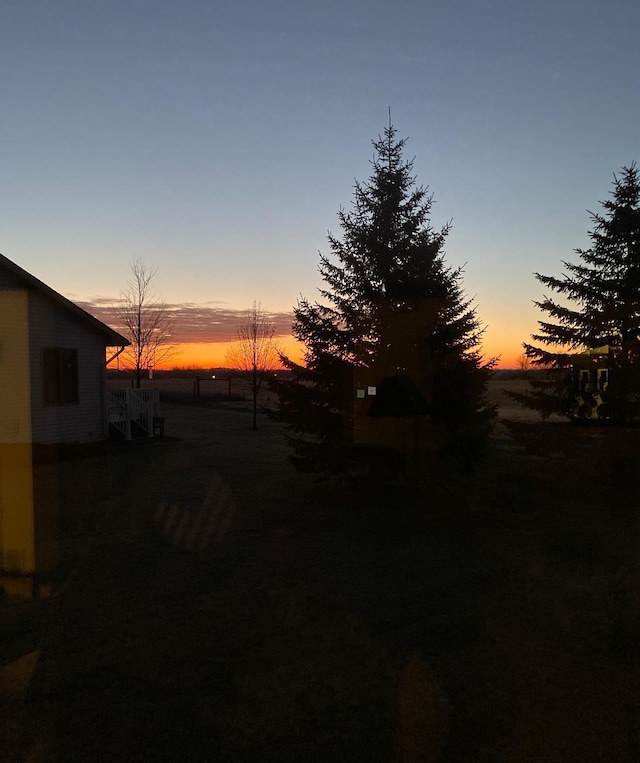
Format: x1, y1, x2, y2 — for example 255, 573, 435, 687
226, 301, 280, 429
118, 259, 175, 387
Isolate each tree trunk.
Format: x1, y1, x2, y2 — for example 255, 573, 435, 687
252, 370, 259, 430
253, 391, 257, 430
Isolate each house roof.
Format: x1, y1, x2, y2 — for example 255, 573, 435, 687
0, 252, 129, 346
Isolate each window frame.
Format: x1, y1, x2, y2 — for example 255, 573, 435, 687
42, 347, 79, 406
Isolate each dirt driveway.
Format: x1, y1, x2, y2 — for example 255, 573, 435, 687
4, 398, 640, 761
22, 403, 413, 762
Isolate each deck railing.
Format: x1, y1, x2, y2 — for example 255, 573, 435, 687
108, 389, 160, 440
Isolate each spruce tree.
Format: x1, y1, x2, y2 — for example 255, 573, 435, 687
516, 163, 640, 421
273, 123, 494, 474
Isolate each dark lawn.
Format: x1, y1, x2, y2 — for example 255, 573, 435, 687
3, 396, 640, 761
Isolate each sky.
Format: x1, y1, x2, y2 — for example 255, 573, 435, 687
2, 0, 639, 368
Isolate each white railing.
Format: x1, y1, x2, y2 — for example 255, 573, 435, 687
108, 389, 160, 440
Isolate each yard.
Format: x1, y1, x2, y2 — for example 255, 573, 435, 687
2, 379, 640, 761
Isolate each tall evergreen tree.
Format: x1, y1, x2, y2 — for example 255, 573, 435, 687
517, 163, 640, 421
273, 123, 494, 474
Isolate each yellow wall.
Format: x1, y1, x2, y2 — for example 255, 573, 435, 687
0, 290, 35, 573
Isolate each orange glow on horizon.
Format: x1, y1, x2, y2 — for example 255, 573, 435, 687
487, 347, 520, 370
134, 336, 522, 370
145, 335, 306, 370
108, 335, 523, 371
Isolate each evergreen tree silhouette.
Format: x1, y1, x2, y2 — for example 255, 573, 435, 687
273, 122, 494, 474
515, 164, 640, 422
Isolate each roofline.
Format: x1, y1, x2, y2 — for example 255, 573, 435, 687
0, 252, 130, 346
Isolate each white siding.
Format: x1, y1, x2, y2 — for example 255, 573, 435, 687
28, 291, 107, 444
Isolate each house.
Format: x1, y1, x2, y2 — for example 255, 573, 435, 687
0, 252, 129, 445
0, 252, 129, 586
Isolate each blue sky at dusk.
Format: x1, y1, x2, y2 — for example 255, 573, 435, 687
2, 0, 638, 366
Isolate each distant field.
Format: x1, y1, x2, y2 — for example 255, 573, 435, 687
107, 374, 278, 406
108, 375, 553, 421
489, 378, 534, 420
488, 378, 570, 422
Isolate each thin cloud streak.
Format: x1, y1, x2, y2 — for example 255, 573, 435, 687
77, 299, 295, 344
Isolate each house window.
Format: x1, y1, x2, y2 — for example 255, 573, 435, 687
42, 348, 79, 405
